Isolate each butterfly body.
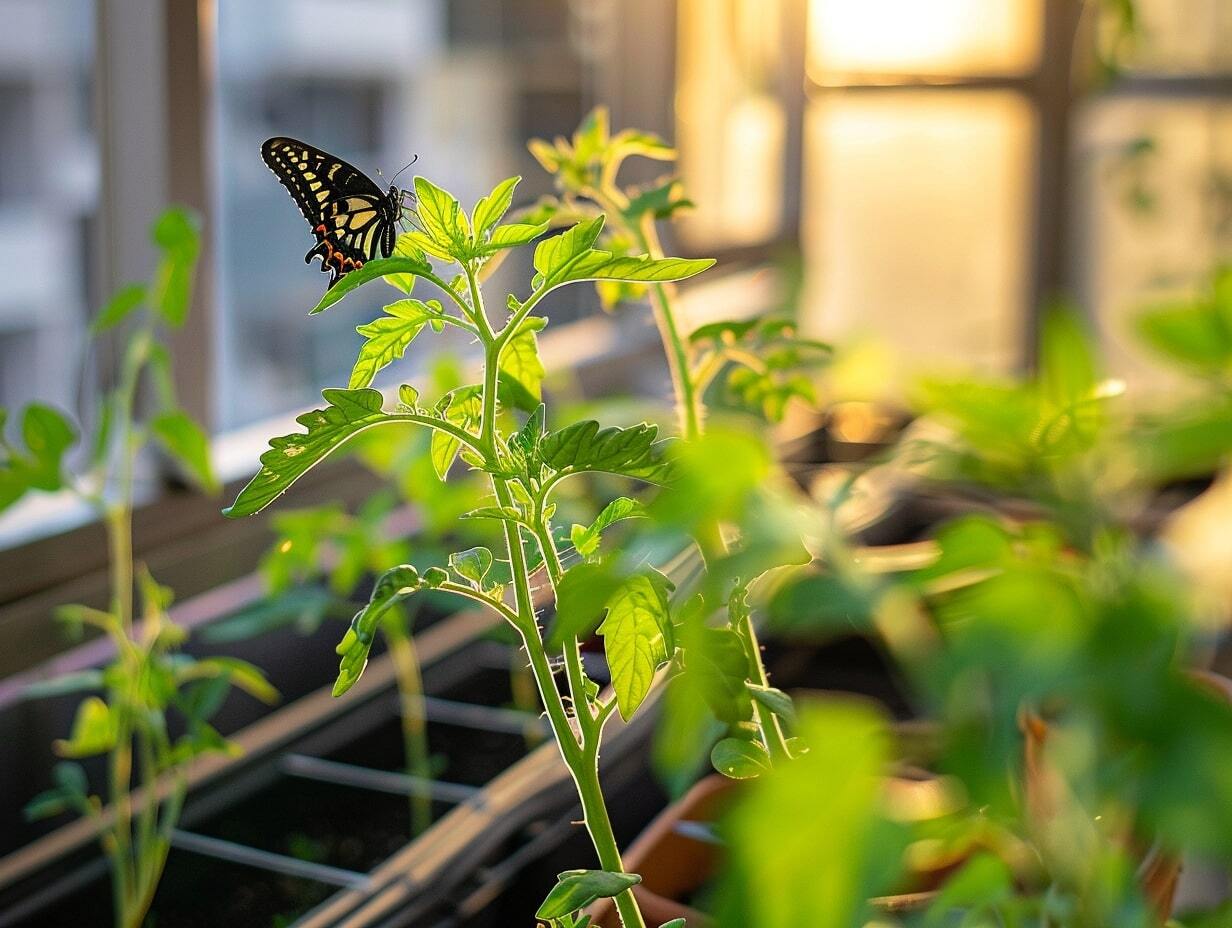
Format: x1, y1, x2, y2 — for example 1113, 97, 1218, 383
261, 137, 409, 289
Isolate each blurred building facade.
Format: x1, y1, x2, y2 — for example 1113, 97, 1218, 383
0, 0, 97, 418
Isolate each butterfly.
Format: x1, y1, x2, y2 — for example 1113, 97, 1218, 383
261, 137, 414, 289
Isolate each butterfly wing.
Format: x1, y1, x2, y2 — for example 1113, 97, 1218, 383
261, 137, 399, 289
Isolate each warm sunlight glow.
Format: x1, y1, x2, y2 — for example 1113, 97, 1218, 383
677, 0, 785, 247
801, 91, 1034, 372
807, 0, 1040, 79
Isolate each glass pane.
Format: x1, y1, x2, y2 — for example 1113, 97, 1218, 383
801, 90, 1035, 373
807, 0, 1042, 81
0, 0, 97, 415
213, 0, 591, 431
1076, 97, 1232, 386
676, 0, 787, 248
1107, 0, 1232, 75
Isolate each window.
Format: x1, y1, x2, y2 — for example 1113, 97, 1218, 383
1077, 0, 1232, 388
0, 0, 98, 416
212, 0, 592, 430
675, 0, 1232, 383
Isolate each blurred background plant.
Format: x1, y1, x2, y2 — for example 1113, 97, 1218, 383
0, 209, 276, 928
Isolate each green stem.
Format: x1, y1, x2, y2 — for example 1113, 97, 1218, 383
614, 197, 790, 762
467, 262, 645, 928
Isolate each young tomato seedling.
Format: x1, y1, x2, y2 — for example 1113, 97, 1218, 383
228, 174, 712, 927
3, 210, 276, 928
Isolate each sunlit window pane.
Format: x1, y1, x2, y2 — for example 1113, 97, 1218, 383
807, 0, 1042, 81
1077, 98, 1232, 385
1108, 0, 1232, 75
213, 0, 588, 431
676, 0, 786, 248
0, 0, 97, 415
801, 91, 1035, 373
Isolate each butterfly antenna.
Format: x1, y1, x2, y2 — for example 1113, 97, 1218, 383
390, 153, 419, 187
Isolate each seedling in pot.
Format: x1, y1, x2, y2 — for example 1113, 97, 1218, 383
3, 209, 276, 928
533, 109, 827, 787
228, 166, 722, 926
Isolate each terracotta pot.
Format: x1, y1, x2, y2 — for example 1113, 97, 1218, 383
585, 672, 1232, 926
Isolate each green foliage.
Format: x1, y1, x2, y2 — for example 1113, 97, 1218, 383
429, 384, 483, 479
349, 299, 443, 389
499, 316, 547, 403
333, 565, 422, 696
691, 316, 832, 422
0, 404, 77, 511
531, 215, 712, 292
599, 571, 675, 720
716, 700, 903, 928
150, 410, 218, 493
539, 419, 674, 485
230, 169, 725, 928
1135, 267, 1232, 379
16, 207, 237, 928
149, 207, 200, 326
536, 869, 642, 921
710, 736, 771, 779
570, 496, 645, 559
310, 253, 434, 314
226, 388, 465, 517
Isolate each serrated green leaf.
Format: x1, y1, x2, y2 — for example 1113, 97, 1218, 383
599, 573, 673, 720
689, 626, 753, 724
536, 869, 641, 920
421, 566, 449, 588
573, 107, 610, 163
449, 546, 494, 586
429, 384, 483, 480
711, 736, 771, 779
386, 233, 430, 294
54, 697, 116, 758
548, 560, 624, 649
533, 216, 607, 287
91, 283, 146, 334
499, 315, 547, 404
349, 299, 439, 389
569, 496, 646, 559
482, 220, 550, 251
540, 419, 673, 484
496, 370, 539, 414
623, 177, 693, 223
151, 409, 218, 493
472, 176, 520, 236
746, 683, 796, 727
532, 215, 713, 290
150, 207, 200, 326
227, 388, 447, 517
398, 384, 420, 409
310, 254, 434, 314
334, 565, 421, 696
414, 175, 469, 257
510, 403, 546, 471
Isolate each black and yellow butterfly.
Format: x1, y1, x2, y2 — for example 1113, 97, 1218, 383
261, 137, 414, 289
